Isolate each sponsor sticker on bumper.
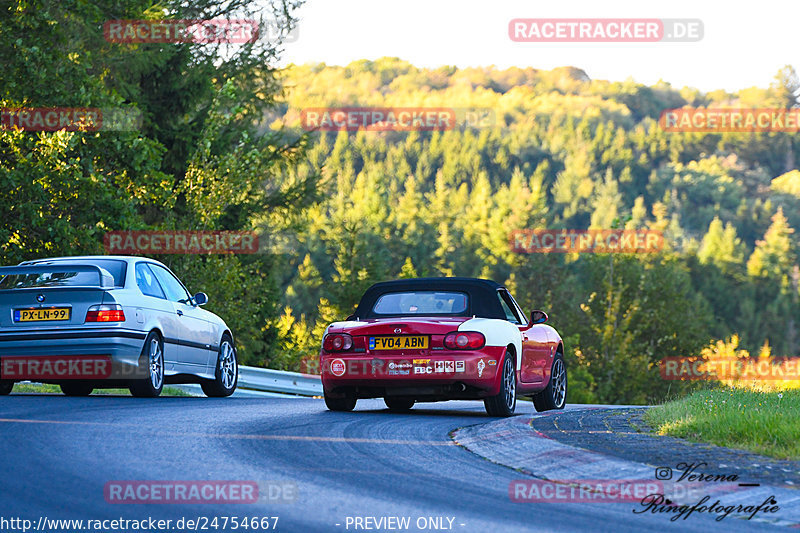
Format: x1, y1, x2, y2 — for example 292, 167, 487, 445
324, 357, 493, 378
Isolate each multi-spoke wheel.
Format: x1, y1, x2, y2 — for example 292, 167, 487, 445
130, 332, 164, 398
533, 352, 567, 412
484, 350, 517, 417
202, 335, 238, 397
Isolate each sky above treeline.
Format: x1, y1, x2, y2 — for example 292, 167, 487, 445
280, 0, 798, 93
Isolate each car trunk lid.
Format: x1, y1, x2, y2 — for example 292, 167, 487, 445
0, 265, 117, 329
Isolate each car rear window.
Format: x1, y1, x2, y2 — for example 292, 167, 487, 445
0, 260, 127, 289
371, 291, 468, 316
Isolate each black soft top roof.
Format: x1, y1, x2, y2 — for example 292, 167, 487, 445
351, 277, 507, 319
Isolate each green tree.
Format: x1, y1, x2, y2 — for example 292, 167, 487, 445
747, 208, 796, 282
697, 217, 747, 276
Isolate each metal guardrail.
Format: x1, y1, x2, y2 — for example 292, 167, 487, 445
237, 366, 322, 397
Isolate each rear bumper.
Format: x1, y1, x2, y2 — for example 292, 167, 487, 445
321, 346, 506, 399
0, 328, 147, 381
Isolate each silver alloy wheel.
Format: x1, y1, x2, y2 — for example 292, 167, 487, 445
219, 340, 237, 390
504, 356, 516, 409
552, 358, 566, 408
148, 337, 164, 389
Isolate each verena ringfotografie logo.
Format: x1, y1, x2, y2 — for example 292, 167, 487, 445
104, 19, 260, 44
660, 357, 800, 380
660, 108, 800, 132
1, 356, 112, 380
104, 231, 259, 255
638, 462, 780, 522
0, 108, 142, 132
510, 230, 664, 254
509, 19, 703, 42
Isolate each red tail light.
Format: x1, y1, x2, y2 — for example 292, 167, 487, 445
444, 331, 485, 350
323, 333, 354, 352
86, 304, 126, 322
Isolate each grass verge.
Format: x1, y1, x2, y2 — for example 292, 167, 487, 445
10, 382, 195, 397
645, 387, 800, 460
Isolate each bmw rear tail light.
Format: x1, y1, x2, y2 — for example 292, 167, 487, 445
443, 331, 485, 350
323, 333, 354, 352
85, 304, 126, 322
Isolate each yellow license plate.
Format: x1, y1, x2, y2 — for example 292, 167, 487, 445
369, 336, 429, 350
15, 308, 71, 322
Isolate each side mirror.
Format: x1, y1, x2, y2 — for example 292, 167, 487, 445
193, 292, 209, 306
529, 310, 548, 325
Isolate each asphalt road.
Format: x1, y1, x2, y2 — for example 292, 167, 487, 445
0, 396, 787, 533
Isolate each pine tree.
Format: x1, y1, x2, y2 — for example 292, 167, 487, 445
590, 168, 622, 229
698, 217, 746, 276
747, 208, 797, 282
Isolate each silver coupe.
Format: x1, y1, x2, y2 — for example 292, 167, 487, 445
0, 256, 237, 397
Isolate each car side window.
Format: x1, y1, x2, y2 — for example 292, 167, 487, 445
497, 291, 522, 324
135, 263, 166, 299
149, 265, 191, 304
505, 291, 528, 325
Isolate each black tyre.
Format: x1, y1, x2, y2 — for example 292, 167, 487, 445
0, 381, 14, 395
201, 335, 238, 397
384, 397, 415, 411
484, 350, 516, 417
130, 331, 164, 398
60, 382, 93, 396
324, 391, 357, 412
533, 353, 567, 412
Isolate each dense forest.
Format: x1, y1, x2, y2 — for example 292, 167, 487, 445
270, 60, 800, 404
2, 2, 799, 404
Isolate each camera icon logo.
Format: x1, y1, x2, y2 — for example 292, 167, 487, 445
655, 467, 673, 480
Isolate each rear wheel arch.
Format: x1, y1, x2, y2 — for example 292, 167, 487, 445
145, 328, 167, 359
130, 330, 164, 398
506, 343, 517, 365
484, 348, 517, 417
142, 327, 163, 346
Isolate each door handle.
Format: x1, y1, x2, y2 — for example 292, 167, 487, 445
177, 310, 183, 316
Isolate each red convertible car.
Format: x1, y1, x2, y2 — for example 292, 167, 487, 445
319, 278, 566, 416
